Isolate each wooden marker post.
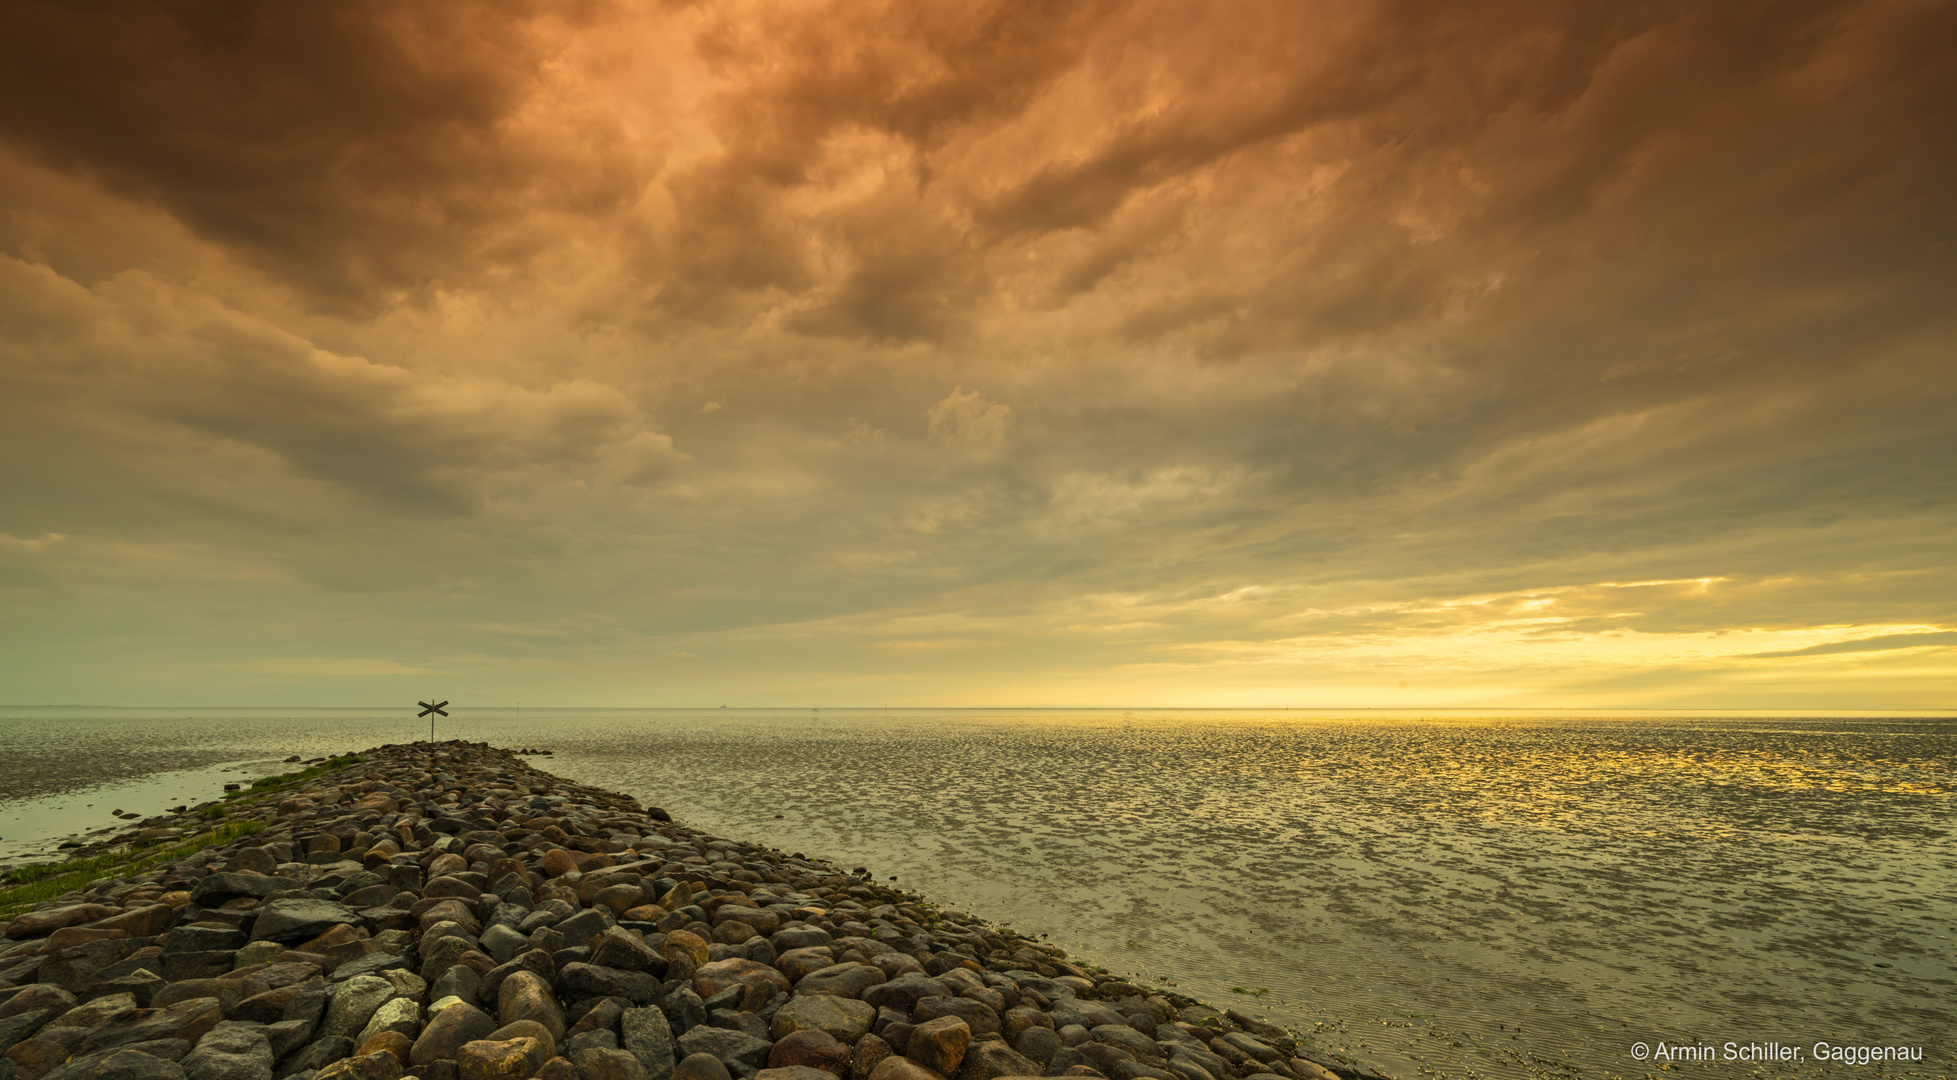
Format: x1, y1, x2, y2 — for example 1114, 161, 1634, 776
418, 699, 449, 742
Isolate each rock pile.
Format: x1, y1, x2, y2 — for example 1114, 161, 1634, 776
0, 743, 1362, 1080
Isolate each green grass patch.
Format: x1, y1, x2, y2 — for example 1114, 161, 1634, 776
0, 820, 266, 917
220, 755, 364, 802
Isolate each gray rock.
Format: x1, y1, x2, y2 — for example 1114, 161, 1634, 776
676, 1027, 772, 1072
553, 910, 610, 948
620, 1008, 676, 1080
1094, 1025, 1162, 1061
324, 956, 408, 984
317, 979, 394, 1042
1165, 1057, 1216, 1080
250, 902, 360, 946
179, 1022, 273, 1080
566, 1030, 618, 1062
160, 929, 249, 955
558, 965, 658, 1006
1044, 1047, 1089, 1077
708, 1012, 769, 1042
1015, 1027, 1062, 1065
80, 999, 223, 1057
859, 975, 941, 1012
191, 876, 284, 908
283, 984, 327, 1030
999, 974, 1071, 1000
766, 928, 830, 953
1049, 999, 1127, 1031
42, 1049, 189, 1080
352, 999, 418, 1047
766, 997, 874, 1044
478, 927, 528, 967
274, 1038, 352, 1080
428, 966, 480, 1008
262, 1022, 314, 1063
661, 988, 705, 1037
0, 1011, 54, 1055
1171, 1047, 1232, 1078
1219, 1034, 1279, 1063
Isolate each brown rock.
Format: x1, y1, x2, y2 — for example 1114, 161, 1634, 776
794, 964, 885, 999
588, 930, 660, 974
590, 886, 646, 919
358, 1030, 415, 1062
710, 922, 757, 945
6, 1034, 81, 1080
417, 900, 481, 936
766, 949, 831, 985
865, 1057, 945, 1080
425, 877, 484, 902
957, 1040, 1040, 1080
852, 1033, 893, 1079
0, 986, 75, 1022
457, 1037, 551, 1080
412, 1003, 499, 1066
577, 1047, 649, 1080
657, 932, 709, 970
904, 1017, 969, 1078
486, 1021, 558, 1060
911, 998, 997, 1037
690, 960, 789, 1012
755, 1069, 837, 1080
539, 851, 579, 879
496, 974, 566, 1042
1060, 1068, 1106, 1078
150, 977, 269, 1016
42, 928, 129, 953
318, 1050, 407, 1080
1000, 1009, 1052, 1041
1077, 1044, 1133, 1075
533, 1057, 578, 1080
77, 998, 222, 1056
5, 906, 119, 941
669, 1052, 733, 1080
768, 1030, 849, 1076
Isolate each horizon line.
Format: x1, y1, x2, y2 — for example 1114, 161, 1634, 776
1, 704, 1951, 714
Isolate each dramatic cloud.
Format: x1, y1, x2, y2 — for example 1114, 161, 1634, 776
0, 0, 1950, 706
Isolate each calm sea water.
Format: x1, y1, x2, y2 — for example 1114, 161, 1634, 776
0, 708, 1950, 1080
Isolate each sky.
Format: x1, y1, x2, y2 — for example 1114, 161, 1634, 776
0, 0, 1952, 709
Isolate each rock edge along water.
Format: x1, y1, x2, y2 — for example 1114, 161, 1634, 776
0, 742, 1381, 1080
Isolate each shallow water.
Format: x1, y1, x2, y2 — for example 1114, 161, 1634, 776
0, 708, 1950, 1079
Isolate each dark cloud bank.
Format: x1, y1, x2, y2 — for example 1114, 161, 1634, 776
0, 0, 1951, 705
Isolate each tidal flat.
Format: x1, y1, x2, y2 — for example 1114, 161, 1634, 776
0, 709, 1950, 1079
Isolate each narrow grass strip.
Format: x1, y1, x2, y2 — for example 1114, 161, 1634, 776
0, 819, 266, 917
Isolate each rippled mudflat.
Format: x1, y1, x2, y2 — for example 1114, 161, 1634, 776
1, 708, 1950, 1079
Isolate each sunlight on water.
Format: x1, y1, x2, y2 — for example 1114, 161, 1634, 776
0, 708, 1949, 1079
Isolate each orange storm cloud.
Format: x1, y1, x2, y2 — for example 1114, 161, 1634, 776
0, 0, 1951, 705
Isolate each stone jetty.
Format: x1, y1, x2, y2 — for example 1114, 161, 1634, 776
0, 742, 1366, 1080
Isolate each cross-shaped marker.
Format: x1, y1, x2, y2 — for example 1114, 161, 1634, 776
418, 700, 449, 717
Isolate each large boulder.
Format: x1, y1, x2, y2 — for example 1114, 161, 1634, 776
618, 1008, 675, 1080
768, 997, 875, 1044
249, 902, 360, 946
178, 1022, 273, 1080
